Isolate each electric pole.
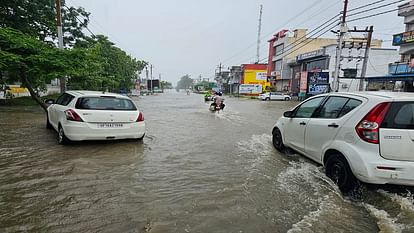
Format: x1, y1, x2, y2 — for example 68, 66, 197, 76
333, 0, 349, 92
55, 0, 65, 93
359, 26, 374, 91
256, 4, 263, 63
150, 64, 153, 94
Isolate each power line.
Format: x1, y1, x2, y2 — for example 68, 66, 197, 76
220, 0, 326, 64
348, 0, 405, 17
348, 7, 400, 22
347, 1, 413, 23
63, 5, 96, 37
348, 0, 387, 12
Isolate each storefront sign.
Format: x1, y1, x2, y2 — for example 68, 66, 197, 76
300, 72, 308, 91
297, 49, 325, 61
393, 31, 414, 46
239, 84, 263, 94
307, 72, 329, 95
256, 72, 267, 81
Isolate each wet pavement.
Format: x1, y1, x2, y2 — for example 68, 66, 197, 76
1, 91, 414, 233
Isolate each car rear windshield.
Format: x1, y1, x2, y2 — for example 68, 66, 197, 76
382, 102, 414, 129
75, 96, 137, 111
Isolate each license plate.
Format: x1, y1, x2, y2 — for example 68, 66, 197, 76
97, 123, 123, 128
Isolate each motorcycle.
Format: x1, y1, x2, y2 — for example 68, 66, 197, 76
209, 99, 225, 112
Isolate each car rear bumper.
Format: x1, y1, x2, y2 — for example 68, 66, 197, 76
63, 121, 146, 141
358, 159, 414, 186
334, 143, 414, 186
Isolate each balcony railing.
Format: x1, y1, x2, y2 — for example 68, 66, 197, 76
388, 62, 414, 74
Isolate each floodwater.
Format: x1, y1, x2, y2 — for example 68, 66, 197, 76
0, 91, 413, 233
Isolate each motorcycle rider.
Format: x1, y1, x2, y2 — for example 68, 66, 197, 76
210, 92, 225, 111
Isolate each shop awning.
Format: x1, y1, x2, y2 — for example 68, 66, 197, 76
365, 74, 414, 81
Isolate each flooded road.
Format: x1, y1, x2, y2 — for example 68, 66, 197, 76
1, 91, 414, 233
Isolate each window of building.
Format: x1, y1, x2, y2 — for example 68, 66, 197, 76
304, 58, 328, 71
275, 44, 284, 56
274, 59, 282, 71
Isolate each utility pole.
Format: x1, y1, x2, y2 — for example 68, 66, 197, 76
150, 64, 153, 94
359, 26, 374, 91
256, 4, 263, 63
55, 0, 65, 93
333, 0, 349, 92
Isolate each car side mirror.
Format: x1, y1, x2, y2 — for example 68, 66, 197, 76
45, 99, 55, 105
283, 110, 294, 118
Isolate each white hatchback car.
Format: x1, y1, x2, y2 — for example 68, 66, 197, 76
259, 92, 291, 101
272, 92, 414, 192
46, 91, 145, 144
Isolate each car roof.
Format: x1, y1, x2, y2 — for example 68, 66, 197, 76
66, 90, 128, 98
330, 91, 414, 101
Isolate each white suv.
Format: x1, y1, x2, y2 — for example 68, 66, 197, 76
272, 92, 414, 192
46, 91, 145, 144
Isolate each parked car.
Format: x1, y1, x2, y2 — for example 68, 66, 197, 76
46, 91, 145, 145
272, 92, 414, 192
259, 92, 291, 101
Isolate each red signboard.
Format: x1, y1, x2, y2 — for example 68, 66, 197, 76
300, 72, 307, 91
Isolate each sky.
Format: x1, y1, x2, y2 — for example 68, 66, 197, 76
67, 0, 406, 85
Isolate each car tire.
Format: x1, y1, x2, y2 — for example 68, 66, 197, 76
46, 115, 52, 129
325, 154, 357, 193
284, 97, 290, 101
265, 97, 270, 101
58, 124, 71, 145
272, 128, 285, 152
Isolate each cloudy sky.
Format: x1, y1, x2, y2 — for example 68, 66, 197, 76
67, 0, 406, 84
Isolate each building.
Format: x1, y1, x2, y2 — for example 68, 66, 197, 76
293, 45, 399, 96
228, 66, 242, 95
266, 28, 383, 92
240, 64, 269, 95
267, 29, 338, 92
379, 0, 414, 92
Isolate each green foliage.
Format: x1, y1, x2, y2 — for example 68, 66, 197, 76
160, 81, 173, 90
0, 0, 90, 47
176, 75, 194, 90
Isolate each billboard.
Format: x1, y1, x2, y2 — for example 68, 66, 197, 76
307, 72, 329, 95
393, 31, 414, 46
239, 84, 263, 94
242, 64, 270, 91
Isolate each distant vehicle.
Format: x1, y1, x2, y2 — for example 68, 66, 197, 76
259, 92, 291, 101
272, 92, 414, 192
46, 91, 145, 145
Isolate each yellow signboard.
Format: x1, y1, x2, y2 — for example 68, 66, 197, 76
243, 69, 270, 90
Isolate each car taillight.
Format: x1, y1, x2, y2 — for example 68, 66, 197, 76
355, 102, 391, 144
64, 109, 83, 122
136, 112, 144, 122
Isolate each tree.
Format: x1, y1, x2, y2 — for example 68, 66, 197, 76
0, 0, 90, 47
160, 81, 173, 90
69, 35, 147, 91
0, 28, 89, 111
176, 75, 193, 90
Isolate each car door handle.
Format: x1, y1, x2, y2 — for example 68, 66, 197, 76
328, 123, 339, 128
299, 122, 307, 126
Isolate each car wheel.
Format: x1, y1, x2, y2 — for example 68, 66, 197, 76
46, 115, 52, 129
272, 128, 285, 152
265, 97, 270, 101
284, 97, 290, 101
58, 125, 71, 145
325, 154, 357, 193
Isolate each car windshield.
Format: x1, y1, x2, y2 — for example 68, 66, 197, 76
75, 97, 137, 110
